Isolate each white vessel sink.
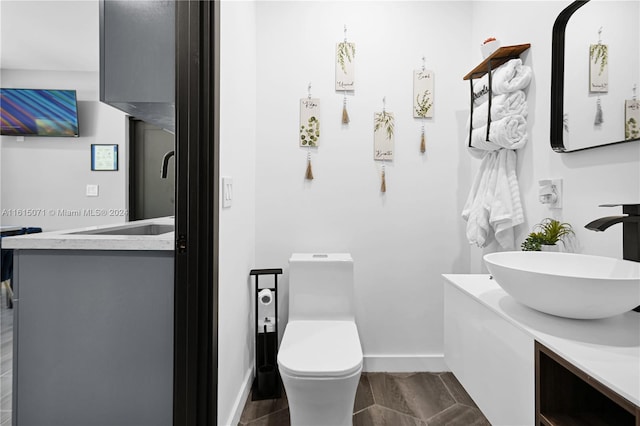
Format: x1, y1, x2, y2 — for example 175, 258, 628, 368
484, 252, 640, 319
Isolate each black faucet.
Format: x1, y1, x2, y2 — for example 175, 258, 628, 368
585, 204, 640, 262
586, 204, 640, 313
161, 150, 175, 179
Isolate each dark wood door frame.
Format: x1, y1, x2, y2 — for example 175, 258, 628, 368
174, 1, 220, 425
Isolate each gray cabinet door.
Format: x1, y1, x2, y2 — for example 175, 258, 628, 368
14, 250, 173, 426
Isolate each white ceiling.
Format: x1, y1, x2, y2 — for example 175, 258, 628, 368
0, 0, 99, 72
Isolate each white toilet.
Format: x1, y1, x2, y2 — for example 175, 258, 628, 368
278, 253, 363, 426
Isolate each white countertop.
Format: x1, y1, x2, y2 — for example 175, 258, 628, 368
1, 217, 174, 251
443, 274, 640, 407
1, 225, 23, 233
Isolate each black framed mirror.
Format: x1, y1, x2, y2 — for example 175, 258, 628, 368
551, 0, 640, 153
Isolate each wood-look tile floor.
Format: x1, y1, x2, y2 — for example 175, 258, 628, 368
1, 283, 490, 426
239, 372, 490, 426
0, 284, 13, 426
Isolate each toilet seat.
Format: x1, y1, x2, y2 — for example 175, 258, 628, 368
278, 320, 363, 378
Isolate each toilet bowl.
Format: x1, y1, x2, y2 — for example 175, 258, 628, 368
278, 253, 363, 426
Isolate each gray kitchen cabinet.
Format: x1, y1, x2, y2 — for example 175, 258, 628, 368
100, 0, 175, 132
12, 249, 173, 426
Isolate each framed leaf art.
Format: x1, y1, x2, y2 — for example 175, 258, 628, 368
589, 43, 608, 92
336, 41, 355, 91
300, 98, 320, 147
413, 69, 434, 118
374, 111, 394, 160
625, 99, 640, 140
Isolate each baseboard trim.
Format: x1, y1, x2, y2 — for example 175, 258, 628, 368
222, 367, 254, 426
363, 354, 447, 372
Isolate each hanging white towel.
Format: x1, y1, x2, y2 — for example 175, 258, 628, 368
462, 151, 496, 248
462, 149, 524, 249
466, 114, 528, 153
472, 58, 532, 105
489, 149, 524, 249
471, 90, 528, 129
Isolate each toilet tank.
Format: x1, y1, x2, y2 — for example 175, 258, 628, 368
288, 253, 354, 321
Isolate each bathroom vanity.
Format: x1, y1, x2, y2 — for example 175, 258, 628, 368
443, 274, 640, 426
3, 217, 174, 426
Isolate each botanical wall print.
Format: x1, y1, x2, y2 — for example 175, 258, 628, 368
625, 99, 640, 140
589, 43, 608, 93
374, 111, 394, 161
414, 67, 434, 153
336, 41, 355, 91
300, 98, 320, 147
413, 69, 434, 118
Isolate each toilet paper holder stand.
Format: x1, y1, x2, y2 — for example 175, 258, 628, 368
250, 268, 283, 400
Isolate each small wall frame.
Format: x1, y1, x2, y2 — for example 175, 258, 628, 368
91, 144, 119, 171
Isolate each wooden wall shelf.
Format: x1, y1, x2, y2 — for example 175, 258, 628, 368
463, 43, 531, 80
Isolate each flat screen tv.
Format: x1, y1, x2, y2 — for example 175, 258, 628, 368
0, 88, 79, 137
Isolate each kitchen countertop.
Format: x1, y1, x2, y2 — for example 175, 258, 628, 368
443, 274, 640, 407
1, 217, 174, 251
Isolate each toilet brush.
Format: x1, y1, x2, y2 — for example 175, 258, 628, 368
258, 324, 275, 396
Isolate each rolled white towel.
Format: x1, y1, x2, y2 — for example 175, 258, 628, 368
472, 59, 532, 105
493, 58, 532, 94
471, 90, 528, 129
466, 114, 528, 151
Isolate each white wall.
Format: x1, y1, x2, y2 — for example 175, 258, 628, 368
217, 1, 257, 425
0, 70, 128, 231
469, 1, 640, 271
0, 1, 129, 231
254, 1, 473, 371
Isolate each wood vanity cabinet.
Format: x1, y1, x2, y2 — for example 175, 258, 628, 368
536, 341, 640, 426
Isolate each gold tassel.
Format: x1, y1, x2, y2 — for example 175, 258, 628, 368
305, 158, 314, 180
342, 103, 350, 124
380, 169, 386, 193
342, 94, 350, 124
420, 131, 426, 153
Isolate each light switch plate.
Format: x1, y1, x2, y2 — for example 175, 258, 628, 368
86, 184, 99, 197
222, 177, 232, 208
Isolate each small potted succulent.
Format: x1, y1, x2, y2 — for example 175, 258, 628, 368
481, 37, 501, 58
521, 218, 574, 252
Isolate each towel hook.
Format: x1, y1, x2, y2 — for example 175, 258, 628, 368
344, 24, 347, 42
382, 96, 386, 113
633, 84, 637, 101
422, 56, 426, 72
307, 82, 312, 99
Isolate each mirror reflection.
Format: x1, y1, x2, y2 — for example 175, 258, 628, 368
552, 0, 639, 152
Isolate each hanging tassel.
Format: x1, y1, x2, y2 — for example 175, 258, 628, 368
420, 128, 426, 153
594, 98, 603, 125
305, 156, 314, 180
380, 167, 386, 193
342, 95, 350, 124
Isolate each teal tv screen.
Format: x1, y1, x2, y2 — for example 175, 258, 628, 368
0, 88, 79, 137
